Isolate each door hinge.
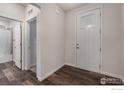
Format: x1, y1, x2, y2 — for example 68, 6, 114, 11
20, 24, 22, 30
100, 11, 101, 16
20, 43, 22, 46
100, 48, 101, 52
99, 29, 101, 34
99, 64, 101, 69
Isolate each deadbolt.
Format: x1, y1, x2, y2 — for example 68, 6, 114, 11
76, 42, 80, 48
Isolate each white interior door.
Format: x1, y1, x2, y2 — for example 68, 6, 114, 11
77, 9, 101, 73
13, 22, 21, 69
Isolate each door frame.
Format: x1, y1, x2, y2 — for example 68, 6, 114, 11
76, 5, 103, 74
26, 17, 37, 70
24, 8, 42, 81
0, 15, 23, 69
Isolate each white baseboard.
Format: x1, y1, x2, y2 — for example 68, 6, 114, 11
122, 79, 124, 83
15, 62, 21, 69
101, 71, 121, 78
37, 64, 64, 81
37, 75, 43, 81
35, 62, 124, 83
119, 76, 124, 83
65, 63, 76, 67
102, 71, 124, 83
66, 63, 123, 81
0, 55, 12, 63
24, 66, 28, 70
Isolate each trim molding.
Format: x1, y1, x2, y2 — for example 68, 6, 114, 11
0, 55, 12, 63
120, 76, 124, 83
102, 71, 122, 79
67, 63, 123, 82
101, 71, 124, 83
37, 64, 64, 81
37, 63, 124, 83
65, 63, 76, 67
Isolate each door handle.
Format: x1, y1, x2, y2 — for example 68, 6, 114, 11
76, 42, 80, 49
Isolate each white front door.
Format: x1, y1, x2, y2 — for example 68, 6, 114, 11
13, 22, 21, 69
76, 9, 101, 73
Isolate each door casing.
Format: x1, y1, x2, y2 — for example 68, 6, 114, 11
26, 17, 37, 70
24, 9, 42, 81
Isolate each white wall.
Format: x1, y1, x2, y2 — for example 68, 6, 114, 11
38, 4, 65, 80
65, 4, 122, 78
0, 3, 25, 21
0, 3, 122, 81
102, 4, 121, 77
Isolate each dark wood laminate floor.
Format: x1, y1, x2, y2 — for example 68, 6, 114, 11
0, 62, 123, 85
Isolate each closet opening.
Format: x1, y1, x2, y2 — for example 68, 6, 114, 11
0, 16, 22, 69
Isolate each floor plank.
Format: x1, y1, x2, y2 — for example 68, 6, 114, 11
0, 62, 122, 85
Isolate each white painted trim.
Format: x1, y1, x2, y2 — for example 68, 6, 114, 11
37, 75, 43, 81
75, 9, 78, 67
15, 61, 21, 69
65, 63, 76, 67
37, 64, 64, 81
66, 63, 123, 82
25, 18, 37, 70
102, 71, 123, 80
121, 78, 124, 84
119, 76, 124, 83
36, 10, 42, 81
24, 6, 42, 81
0, 55, 12, 63
99, 5, 103, 74
24, 22, 30, 70
21, 22, 25, 70
102, 71, 124, 83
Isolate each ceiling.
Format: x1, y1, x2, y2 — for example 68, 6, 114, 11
19, 3, 87, 12
57, 3, 87, 12
19, 3, 41, 9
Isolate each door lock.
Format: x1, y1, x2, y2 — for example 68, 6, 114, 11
76, 42, 80, 49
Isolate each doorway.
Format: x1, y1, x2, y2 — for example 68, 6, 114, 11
24, 4, 41, 80
0, 16, 22, 69
28, 17, 37, 73
76, 8, 101, 73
